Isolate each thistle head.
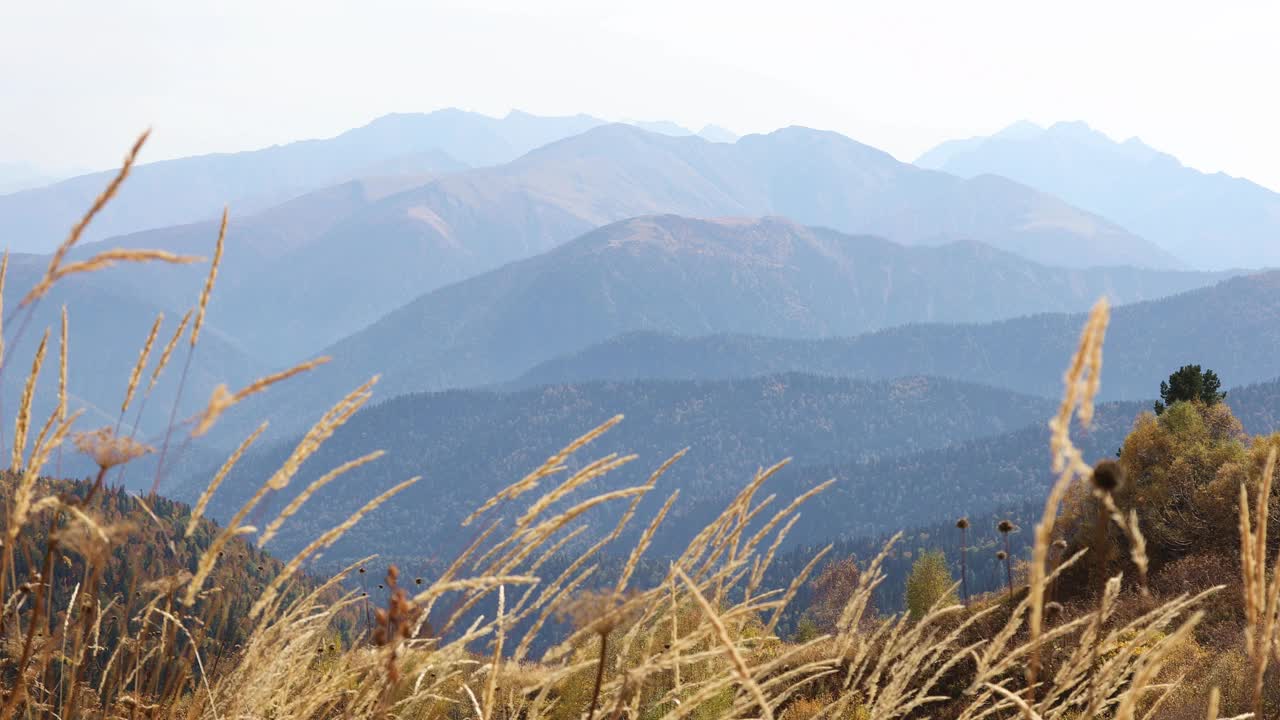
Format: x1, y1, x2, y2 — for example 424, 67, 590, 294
1091, 459, 1125, 494
73, 427, 154, 470
997, 520, 1015, 534
996, 550, 1008, 561
956, 517, 970, 530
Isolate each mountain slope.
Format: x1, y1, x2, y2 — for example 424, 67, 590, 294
176, 372, 1280, 568
763, 379, 1280, 548
0, 162, 61, 194
917, 120, 1280, 269
0, 109, 607, 252
173, 373, 1060, 565
61, 179, 416, 365
213, 215, 1226, 443
516, 271, 1280, 401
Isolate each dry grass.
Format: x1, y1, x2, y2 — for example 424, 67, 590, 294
0, 132, 1273, 720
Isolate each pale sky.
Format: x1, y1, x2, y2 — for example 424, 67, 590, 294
5, 1, 1280, 189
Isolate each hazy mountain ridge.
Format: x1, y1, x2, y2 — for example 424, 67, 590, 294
516, 270, 1280, 401
208, 214, 1227, 445
206, 122, 1180, 351
0, 108, 607, 252
4, 119, 1184, 371
917, 120, 1280, 269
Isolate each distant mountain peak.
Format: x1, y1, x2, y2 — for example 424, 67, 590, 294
698, 124, 739, 143
917, 120, 1280, 269
994, 120, 1044, 139
623, 119, 696, 136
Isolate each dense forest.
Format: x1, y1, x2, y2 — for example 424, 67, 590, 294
176, 373, 1061, 568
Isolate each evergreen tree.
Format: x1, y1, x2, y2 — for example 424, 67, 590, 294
1154, 364, 1225, 414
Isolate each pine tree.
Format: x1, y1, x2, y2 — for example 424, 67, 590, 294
1154, 364, 1226, 414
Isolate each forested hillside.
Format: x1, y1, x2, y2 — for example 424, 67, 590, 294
174, 374, 1058, 566
518, 271, 1280, 400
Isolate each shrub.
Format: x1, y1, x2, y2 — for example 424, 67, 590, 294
904, 550, 956, 620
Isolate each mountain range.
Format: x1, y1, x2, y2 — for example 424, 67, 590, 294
917, 120, 1280, 270
515, 270, 1280, 402
7, 108, 1279, 569
0, 109, 609, 252
203, 214, 1229, 445
3, 117, 1188, 364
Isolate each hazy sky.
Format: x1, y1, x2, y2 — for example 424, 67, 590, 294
6, 1, 1280, 188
